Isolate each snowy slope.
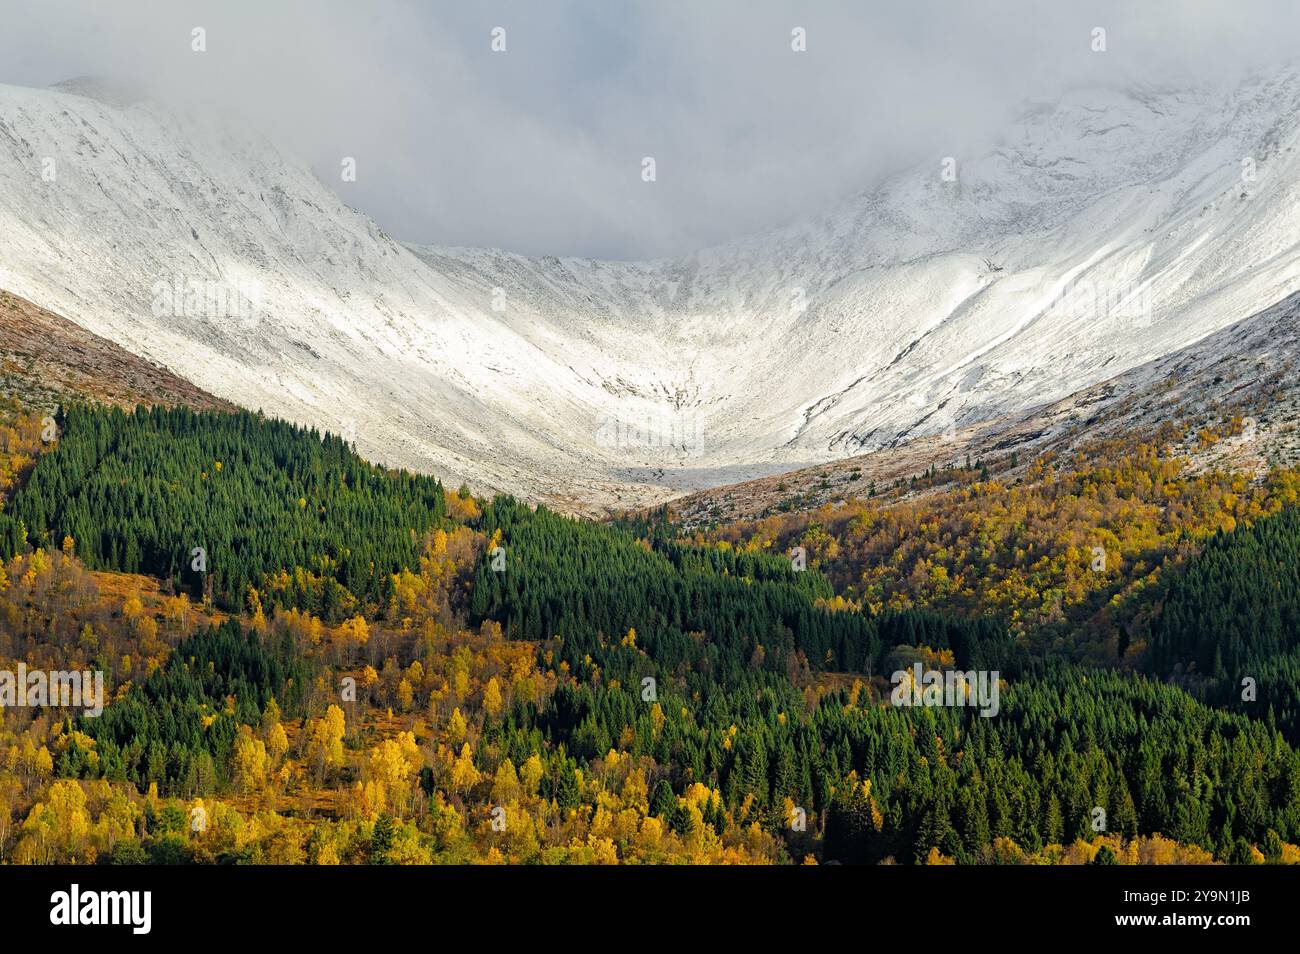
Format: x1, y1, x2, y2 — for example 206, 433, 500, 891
672, 289, 1300, 526
2, 71, 1300, 509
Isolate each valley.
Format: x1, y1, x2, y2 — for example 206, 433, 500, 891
1, 60, 1299, 872
5, 70, 1300, 509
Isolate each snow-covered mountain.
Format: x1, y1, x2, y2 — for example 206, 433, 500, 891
2, 70, 1300, 509
671, 288, 1300, 526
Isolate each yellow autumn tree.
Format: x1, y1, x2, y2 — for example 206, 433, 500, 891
449, 744, 481, 794
307, 704, 346, 781
446, 707, 468, 746
232, 726, 271, 795
483, 677, 504, 718
491, 758, 521, 804
520, 754, 545, 796
367, 732, 422, 817
337, 615, 369, 660
387, 676, 408, 711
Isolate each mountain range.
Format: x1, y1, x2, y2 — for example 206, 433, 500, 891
2, 70, 1300, 510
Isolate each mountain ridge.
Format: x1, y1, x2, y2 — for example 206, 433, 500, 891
2, 69, 1300, 509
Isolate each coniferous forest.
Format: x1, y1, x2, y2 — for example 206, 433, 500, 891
0, 402, 1297, 866
1150, 504, 1300, 736
5, 405, 448, 619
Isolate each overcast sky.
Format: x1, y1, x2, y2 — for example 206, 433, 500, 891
2, 0, 1297, 259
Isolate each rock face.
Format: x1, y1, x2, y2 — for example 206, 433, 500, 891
2, 70, 1300, 509
0, 289, 232, 413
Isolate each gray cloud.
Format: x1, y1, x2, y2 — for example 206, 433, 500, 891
2, 0, 1297, 259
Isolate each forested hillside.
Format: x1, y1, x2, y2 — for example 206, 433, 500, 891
0, 403, 1297, 865
1150, 503, 1300, 738
3, 405, 449, 619
700, 437, 1300, 665
465, 498, 1297, 863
